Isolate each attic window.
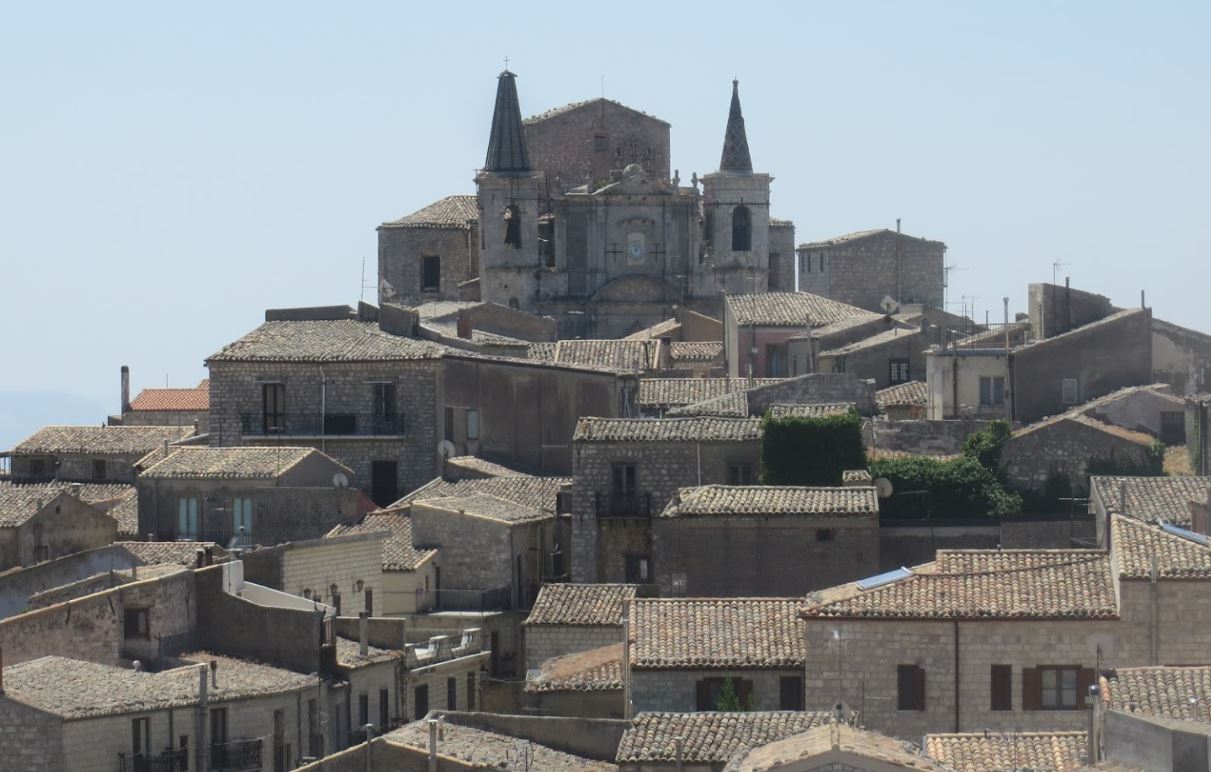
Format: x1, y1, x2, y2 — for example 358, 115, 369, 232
504, 205, 522, 249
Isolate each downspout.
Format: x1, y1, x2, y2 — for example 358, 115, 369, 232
1149, 555, 1159, 665
622, 597, 633, 719
319, 364, 326, 453
196, 664, 209, 772
953, 620, 961, 732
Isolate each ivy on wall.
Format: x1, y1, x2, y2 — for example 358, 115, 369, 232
760, 408, 865, 486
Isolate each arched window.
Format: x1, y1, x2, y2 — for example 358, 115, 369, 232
504, 205, 522, 249
732, 205, 751, 252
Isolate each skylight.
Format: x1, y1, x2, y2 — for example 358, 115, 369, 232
1160, 521, 1211, 548
856, 566, 913, 591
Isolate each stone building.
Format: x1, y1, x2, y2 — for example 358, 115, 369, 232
875, 380, 928, 419
616, 711, 829, 772
381, 717, 618, 771
5, 424, 195, 483
1191, 395, 1211, 476
0, 482, 116, 570
797, 228, 946, 313
327, 506, 438, 615
240, 530, 386, 617
524, 641, 624, 718
523, 582, 637, 670
1088, 474, 1211, 542
638, 377, 784, 417
924, 731, 1087, 772
722, 292, 878, 378
379, 71, 795, 337
1074, 383, 1188, 444
111, 366, 210, 432
816, 325, 927, 390
570, 416, 763, 583
651, 485, 879, 597
628, 597, 805, 713
728, 724, 953, 772
135, 446, 363, 547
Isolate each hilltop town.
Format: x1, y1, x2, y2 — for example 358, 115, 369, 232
2, 69, 1210, 772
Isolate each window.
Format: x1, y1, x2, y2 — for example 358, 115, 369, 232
372, 382, 397, 433
466, 672, 476, 711
625, 554, 651, 583
593, 133, 609, 152
979, 376, 1006, 406
414, 684, 429, 719
504, 205, 522, 248
695, 677, 753, 711
124, 608, 149, 639
804, 252, 811, 273
727, 463, 754, 486
132, 717, 150, 758
358, 693, 369, 728
1023, 666, 1094, 710
466, 409, 480, 441
832, 356, 846, 374
232, 497, 253, 541
769, 254, 781, 290
447, 677, 457, 709
897, 664, 925, 710
1160, 411, 1186, 445
611, 462, 637, 497
29, 458, 46, 478
364, 588, 373, 616
766, 344, 788, 377
262, 383, 286, 433
92, 458, 107, 480
421, 255, 441, 292
1062, 378, 1079, 405
177, 498, 199, 540
379, 688, 390, 729
444, 407, 455, 439
889, 358, 910, 385
816, 528, 834, 542
324, 413, 356, 434
991, 664, 1013, 711
731, 205, 752, 251
210, 707, 228, 747
538, 216, 555, 267
180, 735, 189, 770
779, 676, 804, 710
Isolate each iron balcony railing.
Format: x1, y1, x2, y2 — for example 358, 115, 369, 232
594, 491, 652, 519
208, 737, 263, 771
118, 749, 188, 772
240, 413, 405, 437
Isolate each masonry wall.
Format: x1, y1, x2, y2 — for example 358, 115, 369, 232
382, 563, 435, 616
122, 408, 209, 432
768, 223, 796, 292
411, 507, 507, 593
0, 544, 148, 619
876, 525, 1001, 571
8, 451, 146, 483
1028, 283, 1116, 340
527, 689, 624, 719
1082, 388, 1185, 440
797, 232, 945, 312
1103, 710, 1211, 771
630, 668, 801, 713
0, 700, 63, 771
378, 224, 478, 306
1152, 318, 1211, 396
862, 418, 1000, 456
570, 438, 762, 582
1, 495, 116, 570
652, 515, 879, 597
926, 351, 1011, 420
817, 332, 925, 391
747, 373, 877, 416
999, 421, 1154, 496
240, 533, 385, 616
401, 652, 491, 722
524, 623, 621, 670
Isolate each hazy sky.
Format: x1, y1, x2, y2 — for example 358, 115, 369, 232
1, 1, 1208, 433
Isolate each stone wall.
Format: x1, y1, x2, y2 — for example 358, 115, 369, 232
8, 450, 147, 483
877, 524, 1001, 570
1103, 709, 1211, 771
0, 493, 116, 570
0, 544, 147, 619
1028, 282, 1116, 340
0, 698, 63, 771
240, 532, 385, 617
1081, 387, 1185, 440
768, 222, 796, 292
652, 516, 879, 596
817, 330, 926, 391
999, 419, 1155, 496
1152, 318, 1211, 395
746, 373, 876, 416
401, 651, 491, 722
863, 418, 998, 456
630, 668, 801, 712
524, 623, 621, 671
797, 231, 944, 312
378, 224, 478, 307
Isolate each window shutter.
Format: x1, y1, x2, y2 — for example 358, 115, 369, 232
737, 679, 754, 709
991, 665, 1012, 711
1022, 668, 1042, 710
696, 680, 711, 711
1076, 668, 1097, 708
913, 666, 926, 710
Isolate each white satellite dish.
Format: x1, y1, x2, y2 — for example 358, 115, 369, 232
332, 472, 349, 489
880, 295, 900, 315
437, 440, 457, 459
875, 477, 894, 499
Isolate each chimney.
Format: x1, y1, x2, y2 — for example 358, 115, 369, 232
658, 336, 673, 371
359, 611, 369, 657
121, 365, 131, 414
427, 719, 439, 772
456, 313, 472, 340
195, 549, 205, 569
1191, 489, 1211, 536
210, 660, 218, 689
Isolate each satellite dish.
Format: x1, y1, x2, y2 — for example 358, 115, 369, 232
880, 295, 900, 315
437, 440, 457, 459
875, 477, 894, 499
332, 472, 349, 489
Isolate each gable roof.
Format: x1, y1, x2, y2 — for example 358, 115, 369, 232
413, 492, 551, 525
12, 425, 194, 456
397, 475, 569, 515
730, 724, 951, 771
207, 320, 448, 363
766, 402, 856, 419
924, 732, 1086, 772
1100, 666, 1211, 724
630, 597, 803, 669
524, 642, 623, 694
725, 292, 877, 328
129, 386, 209, 412
573, 416, 762, 443
1012, 413, 1154, 447
385, 719, 616, 770
116, 540, 226, 567
530, 339, 658, 372
799, 228, 944, 250
0, 483, 83, 528
669, 341, 723, 361
876, 380, 928, 410
1091, 476, 1211, 527
1111, 515, 1211, 579
802, 550, 1118, 620
380, 194, 478, 230
617, 712, 829, 764
819, 325, 920, 357
666, 390, 749, 418
638, 378, 784, 408
662, 485, 878, 519
525, 583, 637, 626
328, 508, 437, 572
138, 447, 340, 480
524, 97, 668, 127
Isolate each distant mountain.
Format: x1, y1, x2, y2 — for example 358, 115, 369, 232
0, 391, 109, 452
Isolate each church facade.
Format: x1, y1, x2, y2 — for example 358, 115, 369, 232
378, 71, 795, 337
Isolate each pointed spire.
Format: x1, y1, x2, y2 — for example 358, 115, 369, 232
484, 69, 531, 174
719, 79, 753, 174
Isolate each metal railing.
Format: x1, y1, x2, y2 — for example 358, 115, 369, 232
208, 737, 262, 771
595, 491, 652, 519
240, 413, 405, 437
118, 749, 188, 772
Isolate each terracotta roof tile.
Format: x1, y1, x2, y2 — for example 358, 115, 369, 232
725, 292, 878, 328
524, 642, 623, 693
328, 509, 436, 572
0, 482, 82, 527
1112, 515, 1211, 579
524, 583, 637, 626
630, 598, 803, 669
819, 325, 920, 357
573, 417, 762, 443
1091, 476, 1211, 527
876, 380, 928, 409
666, 391, 749, 417
415, 492, 552, 525
12, 425, 194, 455
530, 339, 657, 372
1101, 666, 1211, 724
638, 378, 783, 408
662, 485, 878, 518
443, 455, 525, 478
128, 386, 209, 412
398, 475, 569, 514
386, 720, 617, 770
766, 402, 855, 419
617, 712, 829, 764
207, 320, 448, 363
730, 724, 951, 771
925, 732, 1087, 771
623, 318, 682, 341
117, 541, 226, 566
670, 341, 723, 361
380, 195, 478, 230
799, 228, 943, 249
138, 447, 339, 479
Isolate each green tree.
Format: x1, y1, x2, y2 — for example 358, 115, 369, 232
715, 678, 752, 712
961, 420, 1014, 472
760, 408, 866, 486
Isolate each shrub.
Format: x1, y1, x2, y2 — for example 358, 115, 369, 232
868, 454, 1023, 519
961, 420, 1014, 472
760, 408, 865, 486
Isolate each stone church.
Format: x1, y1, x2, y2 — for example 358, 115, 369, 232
378, 71, 795, 337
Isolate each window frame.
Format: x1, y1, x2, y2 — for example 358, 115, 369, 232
727, 462, 754, 486
888, 358, 911, 385
262, 382, 286, 433
232, 497, 253, 541
177, 497, 199, 540
990, 664, 1013, 711
1061, 378, 1079, 406
124, 607, 150, 639
92, 458, 107, 481
421, 255, 441, 292
979, 376, 1006, 407
731, 205, 752, 252
1040, 665, 1080, 710
466, 408, 480, 441
897, 664, 926, 711
779, 675, 804, 711
624, 554, 651, 583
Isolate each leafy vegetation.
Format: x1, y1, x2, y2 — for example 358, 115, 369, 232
760, 408, 865, 486
868, 455, 1023, 519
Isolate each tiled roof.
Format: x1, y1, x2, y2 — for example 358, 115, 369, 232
1112, 515, 1211, 579
526, 341, 556, 361
206, 320, 448, 363
380, 195, 478, 230
843, 469, 874, 484
3, 482, 136, 535
524, 583, 637, 626
109, 488, 140, 537
769, 218, 794, 228
765, 402, 855, 419
630, 598, 803, 669
138, 447, 331, 479
729, 724, 950, 772
1100, 666, 1211, 724
819, 325, 920, 357
799, 228, 943, 249
666, 391, 749, 418
876, 380, 928, 409
623, 318, 681, 341
1, 653, 316, 719
12, 425, 194, 455
328, 508, 437, 572
1091, 476, 1211, 527
725, 292, 877, 328
524, 643, 623, 693
414, 492, 552, 525
398, 475, 569, 515
530, 339, 657, 372
663, 485, 878, 519
128, 386, 209, 412
1012, 414, 1154, 447
116, 541, 225, 566
334, 636, 403, 668
444, 455, 524, 478
803, 550, 1118, 620
670, 341, 723, 361
0, 482, 81, 527
638, 378, 783, 408
573, 417, 762, 443
524, 96, 667, 127
617, 712, 828, 764
924, 732, 1087, 772
385, 720, 617, 771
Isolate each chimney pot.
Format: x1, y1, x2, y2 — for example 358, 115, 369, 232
210, 660, 218, 689
456, 314, 472, 340
121, 365, 131, 415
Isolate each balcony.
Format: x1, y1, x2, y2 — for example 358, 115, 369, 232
118, 749, 188, 772
208, 737, 263, 771
595, 491, 652, 519
239, 413, 405, 438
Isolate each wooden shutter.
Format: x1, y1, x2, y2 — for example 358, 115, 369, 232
991, 665, 1012, 711
1022, 667, 1042, 711
737, 679, 754, 709
1076, 668, 1097, 708
913, 666, 926, 710
696, 680, 712, 711
780, 676, 804, 711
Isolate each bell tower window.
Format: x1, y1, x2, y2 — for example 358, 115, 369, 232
504, 205, 522, 249
732, 205, 751, 252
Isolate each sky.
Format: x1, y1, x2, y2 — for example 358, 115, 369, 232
1, 1, 1208, 447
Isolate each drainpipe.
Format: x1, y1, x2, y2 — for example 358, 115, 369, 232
196, 664, 209, 772
622, 598, 633, 720
953, 620, 961, 732
1149, 555, 1159, 665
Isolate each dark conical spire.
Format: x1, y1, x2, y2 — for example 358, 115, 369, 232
719, 79, 753, 173
484, 70, 531, 174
